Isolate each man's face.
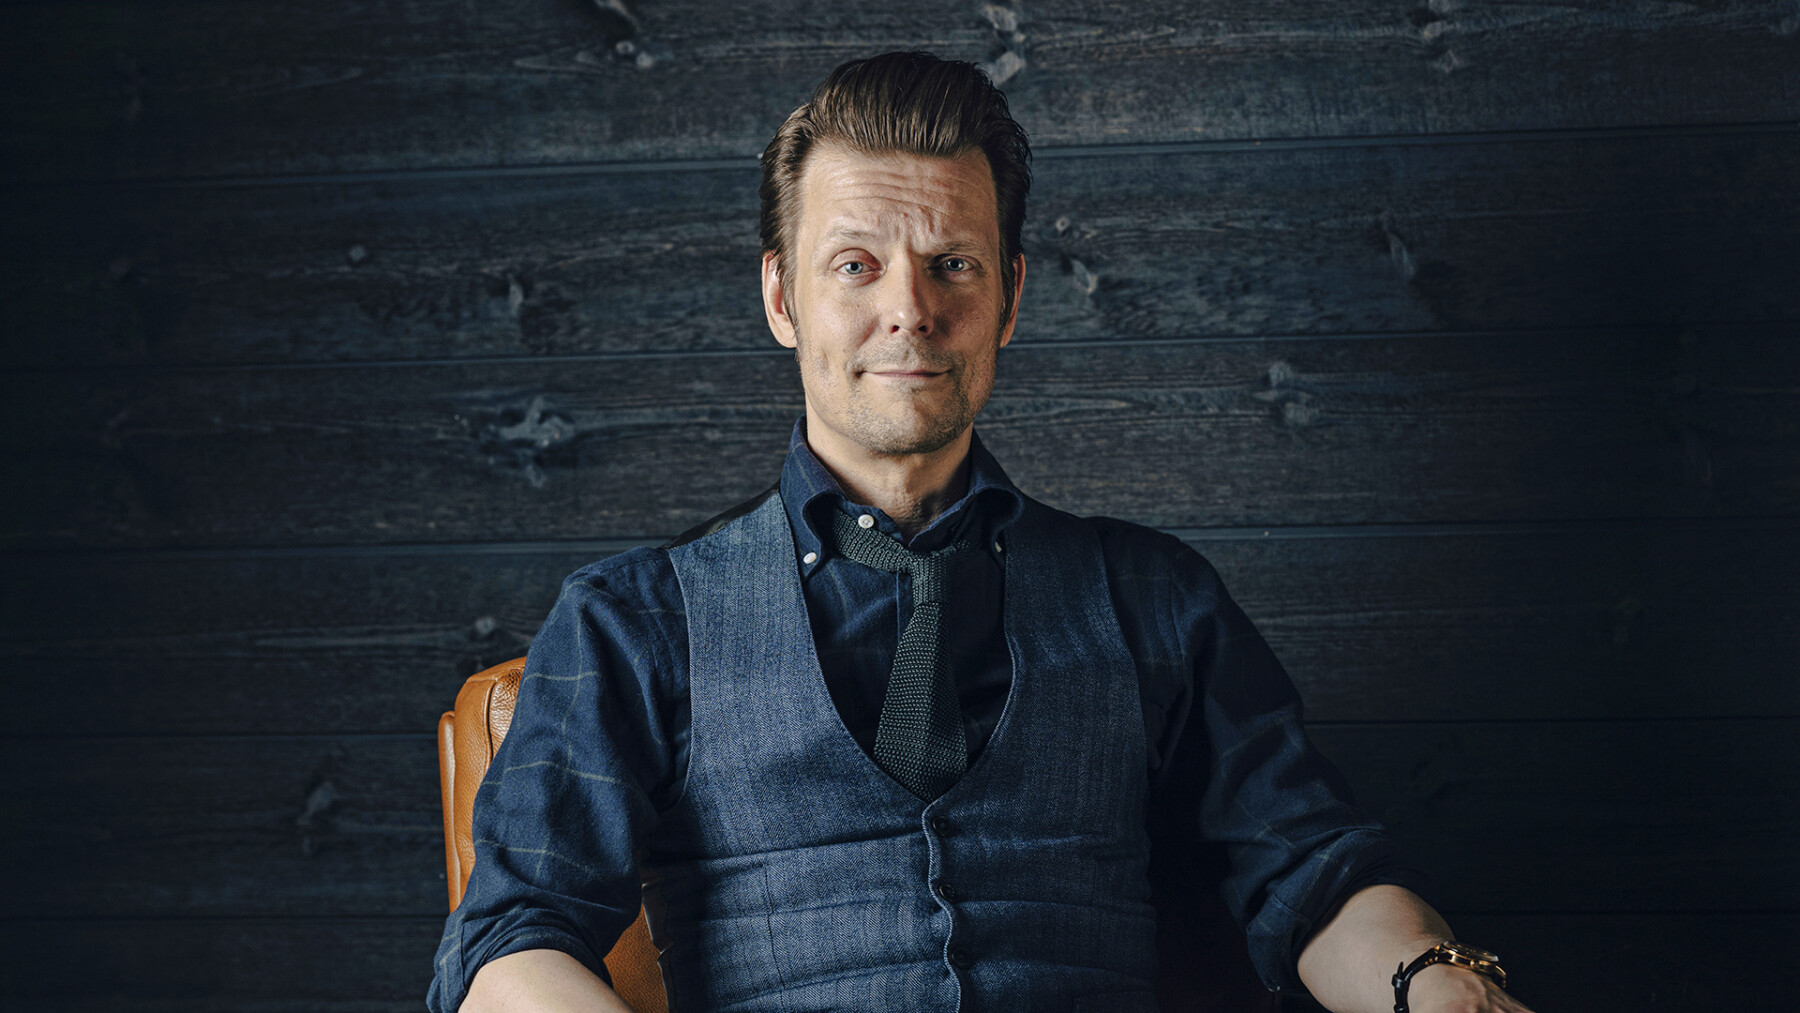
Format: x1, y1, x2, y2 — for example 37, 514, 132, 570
762, 142, 1024, 461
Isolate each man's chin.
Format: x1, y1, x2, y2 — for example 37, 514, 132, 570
840, 412, 971, 459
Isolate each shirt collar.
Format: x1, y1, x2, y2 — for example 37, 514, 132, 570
779, 417, 1025, 577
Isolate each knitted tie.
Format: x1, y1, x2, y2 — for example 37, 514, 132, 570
829, 510, 976, 800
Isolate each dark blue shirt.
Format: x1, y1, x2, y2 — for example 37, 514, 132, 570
429, 420, 1432, 1011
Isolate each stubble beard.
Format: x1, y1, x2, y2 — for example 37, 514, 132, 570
793, 321, 992, 458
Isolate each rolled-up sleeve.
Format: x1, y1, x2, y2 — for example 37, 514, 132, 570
1104, 523, 1436, 994
427, 548, 688, 1013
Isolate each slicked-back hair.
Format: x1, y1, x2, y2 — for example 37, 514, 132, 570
759, 51, 1033, 326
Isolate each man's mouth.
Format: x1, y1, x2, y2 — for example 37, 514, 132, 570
863, 368, 950, 387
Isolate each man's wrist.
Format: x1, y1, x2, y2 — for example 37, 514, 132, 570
1392, 941, 1507, 1013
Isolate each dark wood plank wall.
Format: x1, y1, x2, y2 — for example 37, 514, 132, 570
2, 1, 1795, 1009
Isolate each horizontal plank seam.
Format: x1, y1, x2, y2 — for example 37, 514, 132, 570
4, 320, 1796, 377
7, 120, 1796, 192
5, 514, 1796, 563
11, 715, 1797, 745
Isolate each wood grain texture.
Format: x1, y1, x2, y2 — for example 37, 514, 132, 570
3, 721, 1792, 919
4, 917, 444, 1011
1214, 523, 1800, 725
1303, 719, 1799, 913
2, 736, 447, 919
6, 524, 1796, 736
6, 913, 1794, 1012
13, 129, 1798, 366
7, 0, 1799, 182
6, 328, 1793, 549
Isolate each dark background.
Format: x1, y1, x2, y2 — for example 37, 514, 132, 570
2, 1, 1797, 1010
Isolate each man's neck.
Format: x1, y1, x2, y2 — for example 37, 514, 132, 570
804, 420, 973, 540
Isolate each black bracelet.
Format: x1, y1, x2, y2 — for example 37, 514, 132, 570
1393, 942, 1507, 1013
1392, 959, 1417, 1013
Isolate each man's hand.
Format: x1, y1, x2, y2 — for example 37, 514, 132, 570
1405, 961, 1537, 1013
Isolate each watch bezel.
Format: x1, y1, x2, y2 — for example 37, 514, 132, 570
1438, 941, 1502, 966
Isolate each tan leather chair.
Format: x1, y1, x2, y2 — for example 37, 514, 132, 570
439, 658, 1276, 1013
439, 658, 669, 1013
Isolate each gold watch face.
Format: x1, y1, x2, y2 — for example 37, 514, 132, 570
1441, 942, 1501, 965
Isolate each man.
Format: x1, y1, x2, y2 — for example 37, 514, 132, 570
429, 53, 1536, 1013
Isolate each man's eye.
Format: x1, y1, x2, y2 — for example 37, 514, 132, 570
838, 261, 869, 275
940, 257, 971, 272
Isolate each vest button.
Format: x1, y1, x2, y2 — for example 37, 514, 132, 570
935, 881, 959, 902
949, 946, 974, 969
931, 816, 954, 836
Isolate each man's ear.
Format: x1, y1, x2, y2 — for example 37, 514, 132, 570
763, 251, 798, 349
998, 253, 1026, 349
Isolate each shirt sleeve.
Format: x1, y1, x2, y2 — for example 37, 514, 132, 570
1099, 521, 1437, 994
427, 548, 689, 1013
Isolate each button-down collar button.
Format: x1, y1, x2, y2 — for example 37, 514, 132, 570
949, 947, 974, 970
930, 816, 954, 836
857, 513, 876, 529
935, 881, 959, 902
802, 551, 818, 565
992, 540, 1003, 554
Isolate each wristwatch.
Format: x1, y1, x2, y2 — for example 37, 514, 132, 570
1392, 941, 1507, 1013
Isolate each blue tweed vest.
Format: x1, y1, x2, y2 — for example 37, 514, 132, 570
651, 491, 1158, 1012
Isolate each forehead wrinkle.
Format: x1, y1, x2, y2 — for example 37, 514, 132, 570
814, 148, 973, 196
818, 212, 992, 260
801, 146, 999, 254
812, 191, 995, 256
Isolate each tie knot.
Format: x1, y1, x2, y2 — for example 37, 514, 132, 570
828, 511, 971, 605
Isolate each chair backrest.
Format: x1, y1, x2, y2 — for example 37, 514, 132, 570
438, 658, 668, 1013
438, 659, 1275, 1013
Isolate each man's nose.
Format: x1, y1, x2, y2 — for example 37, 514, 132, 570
883, 261, 933, 337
